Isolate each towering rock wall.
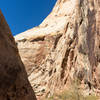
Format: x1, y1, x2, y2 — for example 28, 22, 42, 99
0, 10, 37, 100
15, 0, 100, 97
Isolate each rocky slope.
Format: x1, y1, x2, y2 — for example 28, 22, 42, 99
15, 0, 100, 97
0, 10, 37, 100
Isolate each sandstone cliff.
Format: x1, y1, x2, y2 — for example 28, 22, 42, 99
15, 0, 100, 97
0, 10, 37, 100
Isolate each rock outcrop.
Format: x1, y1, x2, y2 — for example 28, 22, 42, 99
0, 10, 37, 100
15, 0, 100, 97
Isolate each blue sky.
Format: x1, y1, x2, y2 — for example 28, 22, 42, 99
0, 0, 57, 35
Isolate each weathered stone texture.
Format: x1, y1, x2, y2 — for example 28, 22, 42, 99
15, 0, 100, 97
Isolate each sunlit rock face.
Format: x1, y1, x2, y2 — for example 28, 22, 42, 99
15, 0, 100, 97
0, 10, 37, 100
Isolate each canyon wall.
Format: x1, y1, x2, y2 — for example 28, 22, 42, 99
15, 0, 100, 97
0, 10, 37, 100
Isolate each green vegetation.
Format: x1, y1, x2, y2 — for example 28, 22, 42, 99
44, 90, 98, 100
44, 79, 99, 100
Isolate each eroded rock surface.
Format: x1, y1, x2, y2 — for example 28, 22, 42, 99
0, 10, 37, 100
15, 0, 100, 97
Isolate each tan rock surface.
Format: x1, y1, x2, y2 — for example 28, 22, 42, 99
15, 0, 100, 97
0, 10, 37, 100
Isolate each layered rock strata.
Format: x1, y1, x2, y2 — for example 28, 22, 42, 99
15, 0, 100, 97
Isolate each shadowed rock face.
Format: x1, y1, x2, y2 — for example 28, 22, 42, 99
0, 10, 37, 100
15, 0, 100, 97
